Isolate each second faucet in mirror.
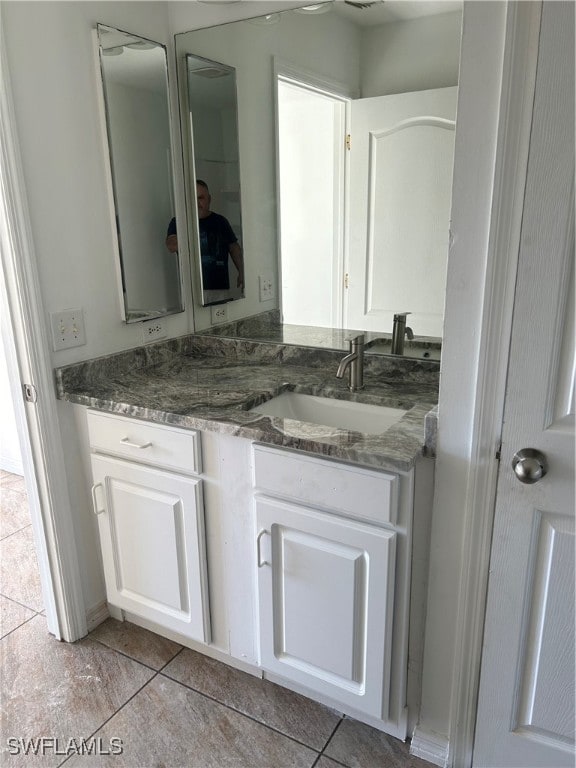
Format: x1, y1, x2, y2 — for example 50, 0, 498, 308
391, 313, 414, 355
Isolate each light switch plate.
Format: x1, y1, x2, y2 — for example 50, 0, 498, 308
50, 309, 86, 351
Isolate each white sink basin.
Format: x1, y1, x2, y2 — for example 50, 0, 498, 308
250, 392, 406, 435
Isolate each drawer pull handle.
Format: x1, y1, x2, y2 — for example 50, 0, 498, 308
256, 529, 271, 567
120, 437, 152, 450
91, 483, 105, 516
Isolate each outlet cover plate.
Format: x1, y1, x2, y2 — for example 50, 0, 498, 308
211, 304, 228, 324
50, 309, 86, 351
142, 319, 166, 343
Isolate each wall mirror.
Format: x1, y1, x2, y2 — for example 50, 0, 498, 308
97, 24, 183, 323
186, 54, 245, 306
176, 1, 462, 356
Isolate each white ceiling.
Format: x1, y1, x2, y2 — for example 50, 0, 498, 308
331, 1, 462, 26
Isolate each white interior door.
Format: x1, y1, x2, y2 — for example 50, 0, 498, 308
277, 78, 346, 328
345, 88, 456, 337
473, 4, 575, 767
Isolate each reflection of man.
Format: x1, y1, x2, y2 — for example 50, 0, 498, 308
165, 180, 244, 292
196, 179, 244, 291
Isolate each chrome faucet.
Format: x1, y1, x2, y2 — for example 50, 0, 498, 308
391, 313, 414, 355
336, 334, 365, 391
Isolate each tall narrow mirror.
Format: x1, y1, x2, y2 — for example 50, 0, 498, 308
186, 54, 245, 306
97, 24, 183, 322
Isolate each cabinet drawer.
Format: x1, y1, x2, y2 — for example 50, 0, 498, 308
253, 444, 398, 526
87, 411, 201, 475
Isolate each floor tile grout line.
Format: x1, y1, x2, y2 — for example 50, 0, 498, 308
157, 668, 326, 755
315, 716, 350, 766
81, 635, 328, 755
0, 522, 33, 542
88, 635, 181, 674
0, 610, 42, 641
55, 671, 161, 768
0, 597, 43, 615
157, 643, 186, 672
0, 591, 40, 610
69, 631, 334, 759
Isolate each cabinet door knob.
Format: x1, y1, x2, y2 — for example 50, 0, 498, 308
257, 529, 271, 567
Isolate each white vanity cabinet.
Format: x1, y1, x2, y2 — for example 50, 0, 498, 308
252, 444, 412, 738
87, 411, 210, 643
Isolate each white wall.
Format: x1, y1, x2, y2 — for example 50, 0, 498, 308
361, 11, 462, 97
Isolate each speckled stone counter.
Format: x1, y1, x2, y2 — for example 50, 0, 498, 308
55, 334, 440, 472
197, 310, 442, 360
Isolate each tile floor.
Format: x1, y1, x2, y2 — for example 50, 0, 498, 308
1, 470, 431, 768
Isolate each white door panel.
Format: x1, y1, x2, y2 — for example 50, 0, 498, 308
256, 496, 396, 719
346, 87, 457, 336
92, 455, 210, 643
473, 3, 575, 766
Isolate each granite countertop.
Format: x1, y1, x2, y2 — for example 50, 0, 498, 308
198, 309, 442, 360
55, 334, 440, 472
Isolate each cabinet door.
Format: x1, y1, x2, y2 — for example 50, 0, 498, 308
91, 455, 210, 643
256, 496, 396, 719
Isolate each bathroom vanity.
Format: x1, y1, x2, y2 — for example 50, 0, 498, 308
56, 334, 439, 740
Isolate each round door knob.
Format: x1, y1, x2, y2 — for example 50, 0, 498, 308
512, 448, 548, 484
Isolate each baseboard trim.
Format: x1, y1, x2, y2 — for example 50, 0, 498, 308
85, 600, 110, 632
410, 727, 449, 767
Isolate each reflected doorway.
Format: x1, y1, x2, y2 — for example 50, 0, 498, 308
277, 76, 347, 328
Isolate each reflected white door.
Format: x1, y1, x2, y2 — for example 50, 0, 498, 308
277, 78, 346, 328
346, 87, 457, 337
473, 3, 575, 766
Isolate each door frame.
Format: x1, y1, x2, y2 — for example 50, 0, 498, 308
273, 58, 354, 329
412, 2, 544, 765
1, 34, 86, 642
448, 3, 543, 765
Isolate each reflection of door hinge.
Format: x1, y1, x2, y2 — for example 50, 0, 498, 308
344, 273, 349, 289
23, 384, 38, 403
346, 134, 351, 150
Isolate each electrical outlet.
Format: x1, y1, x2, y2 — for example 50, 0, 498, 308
259, 273, 275, 302
211, 304, 228, 324
142, 319, 166, 343
50, 309, 86, 351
